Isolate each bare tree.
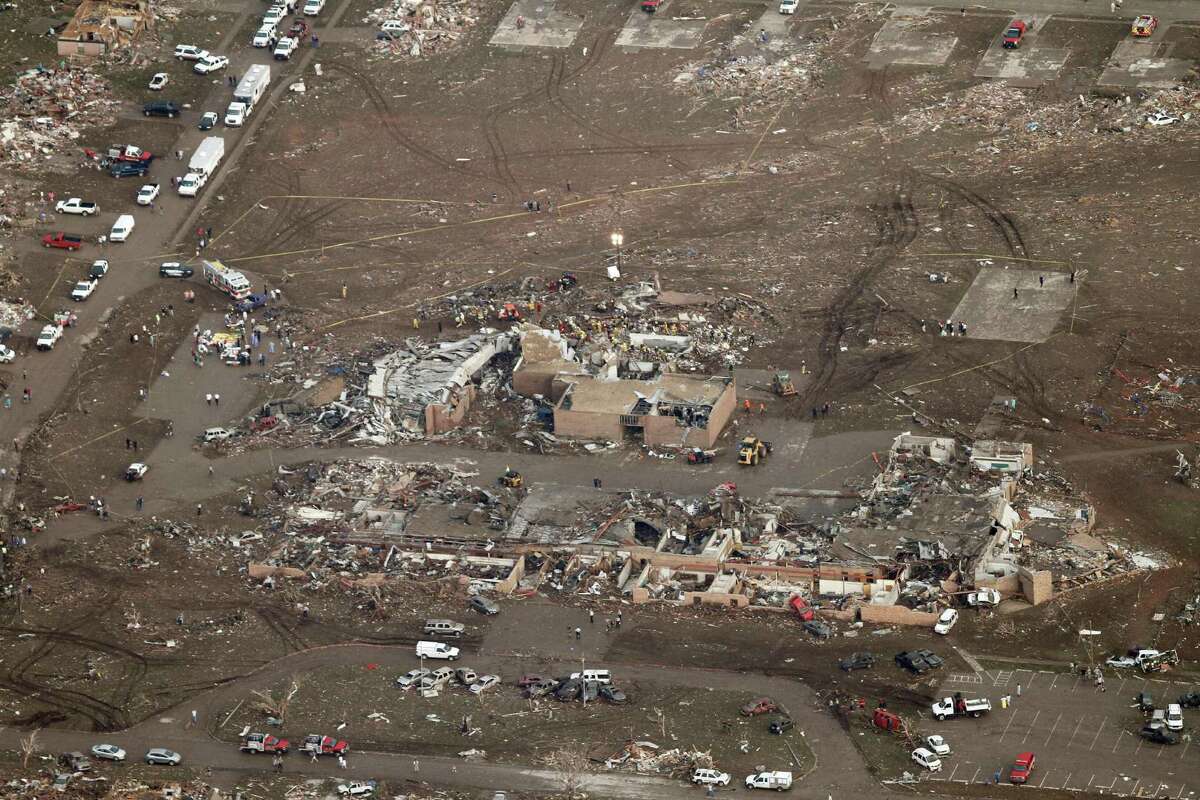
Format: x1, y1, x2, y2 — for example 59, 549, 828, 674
20, 729, 40, 768
251, 675, 303, 721
543, 743, 589, 799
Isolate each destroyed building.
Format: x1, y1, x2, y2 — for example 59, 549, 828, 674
57, 0, 151, 57
359, 333, 512, 440
551, 373, 735, 448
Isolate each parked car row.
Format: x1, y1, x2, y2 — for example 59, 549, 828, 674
90, 743, 182, 765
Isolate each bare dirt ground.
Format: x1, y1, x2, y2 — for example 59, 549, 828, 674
3, 0, 1200, 793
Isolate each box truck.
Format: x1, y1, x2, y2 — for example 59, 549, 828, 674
178, 137, 225, 197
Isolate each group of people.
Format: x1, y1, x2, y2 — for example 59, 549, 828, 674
922, 318, 968, 337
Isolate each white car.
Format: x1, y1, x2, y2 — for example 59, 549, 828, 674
194, 54, 229, 74
933, 608, 959, 635
225, 103, 247, 127
173, 44, 207, 60
912, 748, 943, 772
380, 20, 410, 32
1167, 703, 1184, 731
273, 36, 298, 59
145, 748, 182, 765
91, 744, 126, 762
36, 325, 62, 351
1146, 111, 1179, 126
0, 346, 15, 364
469, 674, 500, 694
303, 0, 324, 14
148, 72, 169, 90
692, 769, 731, 786
394, 668, 430, 689
125, 462, 149, 481
924, 735, 951, 757
966, 588, 1001, 607
263, 7, 286, 26
779, 0, 798, 12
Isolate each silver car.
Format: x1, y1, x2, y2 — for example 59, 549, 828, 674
145, 748, 181, 765
395, 668, 430, 690
91, 744, 125, 762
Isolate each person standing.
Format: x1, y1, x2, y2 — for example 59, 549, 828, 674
196, 503, 203, 516
574, 626, 581, 640
136, 496, 143, 511
589, 609, 594, 624
214, 393, 220, 406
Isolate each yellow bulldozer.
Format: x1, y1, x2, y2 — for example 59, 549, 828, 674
737, 436, 773, 466
498, 467, 524, 488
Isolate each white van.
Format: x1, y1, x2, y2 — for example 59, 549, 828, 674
109, 214, 135, 242
415, 640, 459, 661
569, 669, 611, 684
303, 0, 324, 14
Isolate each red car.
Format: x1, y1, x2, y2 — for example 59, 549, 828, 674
1009, 752, 1035, 784
640, 0, 661, 11
517, 674, 547, 687
740, 697, 778, 716
300, 734, 348, 756
1002, 19, 1026, 49
789, 595, 815, 622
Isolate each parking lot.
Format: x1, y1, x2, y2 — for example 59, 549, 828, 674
927, 667, 1200, 796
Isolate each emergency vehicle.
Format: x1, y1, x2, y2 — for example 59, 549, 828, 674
202, 260, 252, 300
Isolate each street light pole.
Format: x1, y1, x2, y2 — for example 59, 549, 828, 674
610, 231, 624, 272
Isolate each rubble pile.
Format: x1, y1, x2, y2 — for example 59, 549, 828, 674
1085, 360, 1200, 440
675, 4, 884, 126
604, 740, 716, 776
896, 84, 1200, 151
0, 67, 120, 170
366, 0, 480, 60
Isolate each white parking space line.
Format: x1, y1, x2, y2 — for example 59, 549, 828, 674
1087, 774, 1095, 790
971, 767, 981, 784
999, 709, 1019, 743
1020, 710, 1041, 744
1132, 778, 1142, 796
1062, 772, 1072, 790
1067, 715, 1085, 748
1072, 674, 1082, 692
1044, 712, 1062, 747
1179, 739, 1191, 760
1113, 728, 1130, 753
948, 763, 960, 782
1089, 716, 1108, 750
1134, 734, 1145, 755
1038, 772, 1048, 788
1175, 784, 1186, 798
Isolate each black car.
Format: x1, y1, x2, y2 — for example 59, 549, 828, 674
468, 595, 499, 615
1138, 691, 1156, 712
553, 679, 582, 702
235, 292, 268, 313
159, 262, 194, 278
1142, 725, 1179, 745
0, 327, 13, 343
599, 684, 626, 704
110, 161, 150, 178
1178, 691, 1200, 709
143, 101, 180, 118
895, 649, 944, 674
839, 652, 876, 672
768, 717, 794, 736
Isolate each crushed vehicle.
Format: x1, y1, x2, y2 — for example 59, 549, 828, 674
741, 697, 778, 716
839, 652, 875, 671
895, 649, 944, 674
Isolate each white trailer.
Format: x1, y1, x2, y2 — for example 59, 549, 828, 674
179, 136, 226, 197
233, 64, 271, 115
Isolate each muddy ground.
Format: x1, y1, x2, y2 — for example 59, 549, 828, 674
2, 0, 1200, 792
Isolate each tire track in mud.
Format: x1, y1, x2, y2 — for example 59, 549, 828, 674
254, 606, 309, 653
324, 60, 497, 187
922, 174, 1026, 258
0, 606, 144, 731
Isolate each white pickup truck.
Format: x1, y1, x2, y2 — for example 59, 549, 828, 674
746, 771, 793, 791
136, 184, 160, 206
55, 197, 99, 216
36, 325, 62, 351
932, 695, 992, 720
71, 279, 98, 302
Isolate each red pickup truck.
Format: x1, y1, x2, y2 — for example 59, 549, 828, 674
42, 233, 84, 250
641, 0, 662, 11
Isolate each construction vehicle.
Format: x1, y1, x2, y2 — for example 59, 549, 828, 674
686, 448, 715, 464
771, 371, 797, 397
737, 436, 772, 466
497, 303, 523, 321
498, 468, 523, 488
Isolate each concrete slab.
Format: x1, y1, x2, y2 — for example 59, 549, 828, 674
616, 6, 706, 50
950, 268, 1073, 343
866, 7, 957, 67
1097, 38, 1192, 88
975, 17, 1067, 86
489, 0, 583, 49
